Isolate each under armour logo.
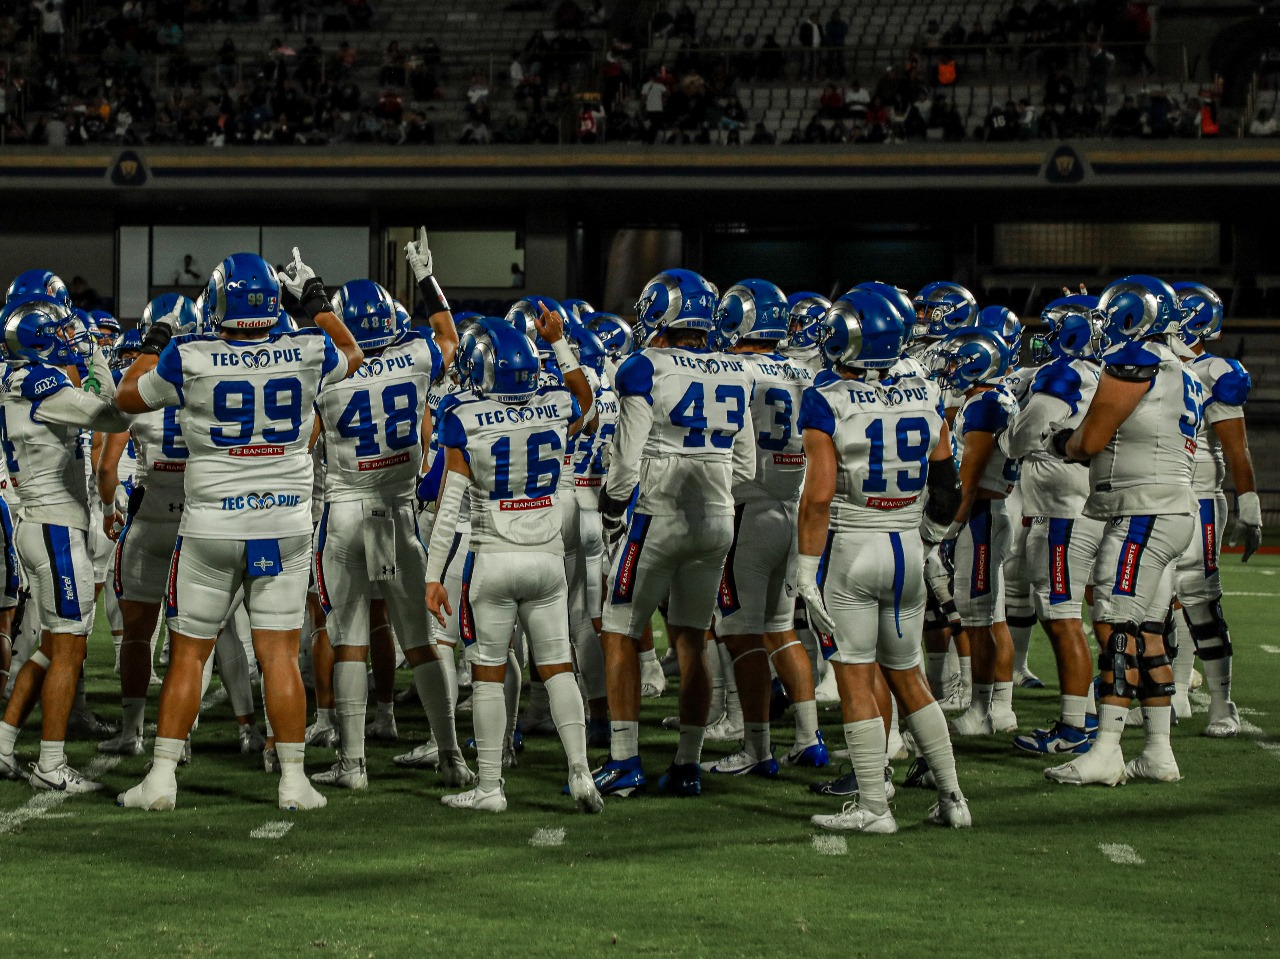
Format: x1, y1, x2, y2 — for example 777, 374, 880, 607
253, 557, 275, 572
381, 565, 396, 575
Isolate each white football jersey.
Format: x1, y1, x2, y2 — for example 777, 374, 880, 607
606, 347, 754, 517
1086, 338, 1200, 519
571, 382, 618, 508
0, 364, 90, 526
0, 404, 20, 510
736, 350, 813, 506
130, 405, 189, 520
1187, 351, 1249, 496
953, 385, 1020, 496
798, 371, 945, 533
1004, 363, 1041, 405
316, 333, 441, 503
137, 329, 347, 539
437, 385, 581, 552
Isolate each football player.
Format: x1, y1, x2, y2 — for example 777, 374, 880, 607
593, 269, 755, 798
116, 249, 362, 811
1043, 275, 1199, 785
796, 289, 969, 833
0, 291, 133, 791
425, 312, 602, 814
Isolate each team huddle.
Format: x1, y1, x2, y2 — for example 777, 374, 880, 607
0, 233, 1261, 835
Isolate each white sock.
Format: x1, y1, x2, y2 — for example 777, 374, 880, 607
1173, 618, 1194, 698
793, 699, 819, 746
413, 660, 458, 752
276, 741, 308, 785
38, 739, 65, 772
150, 736, 185, 779
1086, 680, 1097, 716
992, 681, 1014, 713
1095, 703, 1127, 749
199, 649, 216, 701
744, 721, 770, 761
375, 700, 394, 721
638, 647, 658, 668
122, 697, 146, 738
904, 702, 960, 797
0, 720, 19, 754
708, 643, 726, 719
972, 682, 994, 714
503, 649, 522, 738
610, 720, 639, 762
1202, 656, 1232, 708
1060, 694, 1088, 729
544, 671, 587, 770
471, 680, 506, 791
844, 718, 888, 814
958, 655, 973, 693
1141, 704, 1173, 753
317, 706, 335, 728
1010, 622, 1033, 673
436, 643, 458, 703
675, 724, 704, 766
925, 651, 947, 694
333, 661, 367, 762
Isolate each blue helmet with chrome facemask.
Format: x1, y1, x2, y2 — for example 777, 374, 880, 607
391, 299, 412, 340
331, 279, 397, 350
634, 269, 719, 345
460, 317, 541, 405
782, 291, 830, 351
1173, 281, 1223, 345
914, 281, 978, 339
2, 293, 96, 365
507, 296, 567, 342
937, 326, 1011, 390
562, 298, 596, 323
6, 270, 71, 308
112, 328, 145, 370
139, 292, 200, 339
713, 279, 789, 349
91, 310, 121, 348
205, 253, 281, 333
816, 289, 906, 371
854, 282, 916, 342
1097, 274, 1180, 342
974, 305, 1023, 358
1034, 295, 1102, 363
584, 312, 633, 361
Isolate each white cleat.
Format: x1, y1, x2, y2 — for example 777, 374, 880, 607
279, 778, 328, 811
441, 781, 507, 812
200, 686, 229, 711
1190, 668, 1203, 691
704, 715, 745, 742
1203, 702, 1240, 738
814, 666, 840, 705
456, 694, 473, 714
393, 740, 440, 768
927, 792, 973, 828
366, 714, 399, 742
0, 749, 25, 781
568, 764, 605, 813
1124, 752, 1181, 783
700, 749, 777, 777
263, 748, 280, 774
950, 707, 994, 737
1014, 668, 1044, 689
518, 702, 557, 735
640, 659, 667, 698
148, 672, 163, 687
1045, 744, 1127, 786
310, 759, 368, 790
439, 749, 476, 787
305, 720, 339, 748
117, 772, 177, 810
238, 725, 267, 755
991, 708, 1019, 733
98, 732, 146, 756
938, 686, 971, 714
811, 801, 898, 834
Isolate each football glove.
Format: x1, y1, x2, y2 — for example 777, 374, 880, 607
599, 488, 628, 556
405, 226, 434, 282
1233, 490, 1263, 563
277, 247, 329, 318
795, 554, 836, 639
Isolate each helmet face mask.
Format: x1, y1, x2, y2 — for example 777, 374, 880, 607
2, 295, 94, 365
937, 327, 1010, 390
915, 282, 978, 339
1173, 281, 1223, 345
782, 292, 830, 352
584, 312, 632, 361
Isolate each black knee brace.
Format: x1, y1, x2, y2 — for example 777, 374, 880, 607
1137, 634, 1176, 700
1185, 600, 1233, 661
1096, 622, 1140, 698
1160, 612, 1178, 661
1008, 612, 1038, 629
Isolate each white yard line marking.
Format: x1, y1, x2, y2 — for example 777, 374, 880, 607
1189, 692, 1210, 716
1234, 568, 1275, 575
1099, 843, 1144, 866
1258, 742, 1280, 761
249, 821, 294, 840
1260, 645, 1280, 655
529, 827, 566, 848
1238, 706, 1267, 716
811, 834, 848, 856
1239, 718, 1267, 738
0, 756, 120, 836
1222, 591, 1276, 597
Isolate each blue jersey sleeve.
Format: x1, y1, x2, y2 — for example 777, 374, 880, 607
154, 339, 185, 389
960, 391, 1011, 434
439, 408, 468, 451
1211, 361, 1251, 407
613, 352, 655, 403
1031, 360, 1085, 415
798, 385, 836, 436
19, 365, 71, 402
813, 369, 842, 389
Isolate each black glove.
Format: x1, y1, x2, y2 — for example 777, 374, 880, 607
599, 488, 629, 555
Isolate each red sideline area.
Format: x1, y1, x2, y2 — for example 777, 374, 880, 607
1221, 545, 1280, 555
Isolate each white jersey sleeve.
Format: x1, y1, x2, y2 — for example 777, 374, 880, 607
953, 385, 1020, 496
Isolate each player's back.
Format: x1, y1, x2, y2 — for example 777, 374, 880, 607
1087, 338, 1199, 518
317, 332, 440, 503
953, 384, 1020, 496
572, 380, 618, 505
736, 350, 813, 506
1, 364, 89, 524
801, 371, 944, 533
1017, 357, 1099, 518
1188, 351, 1249, 495
130, 405, 188, 519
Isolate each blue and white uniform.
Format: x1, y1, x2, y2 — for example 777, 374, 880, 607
114, 403, 187, 604
134, 329, 348, 639
0, 411, 20, 611
571, 378, 618, 620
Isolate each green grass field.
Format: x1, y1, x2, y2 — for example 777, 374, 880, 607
3, 557, 1279, 959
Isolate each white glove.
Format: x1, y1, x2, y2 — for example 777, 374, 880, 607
156, 299, 188, 333
405, 226, 434, 282
795, 553, 836, 638
276, 247, 318, 298
1234, 491, 1263, 563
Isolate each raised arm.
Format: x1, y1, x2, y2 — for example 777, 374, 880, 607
405, 227, 459, 373
276, 247, 364, 377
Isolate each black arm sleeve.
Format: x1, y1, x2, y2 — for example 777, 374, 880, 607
925, 457, 961, 524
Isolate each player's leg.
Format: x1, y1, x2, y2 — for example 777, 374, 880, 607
951, 501, 1012, 734
567, 504, 609, 742
304, 591, 337, 746
366, 601, 398, 742
1179, 494, 1237, 735
1006, 518, 1041, 688
213, 614, 265, 754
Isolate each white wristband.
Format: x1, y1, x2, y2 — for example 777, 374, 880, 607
551, 337, 580, 377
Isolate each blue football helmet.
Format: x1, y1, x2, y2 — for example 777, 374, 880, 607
974, 305, 1023, 357
562, 298, 596, 323
6, 270, 71, 308
783, 291, 830, 351
565, 319, 608, 375
1173, 281, 1223, 344
855, 282, 917, 341
205, 253, 281, 333
112, 328, 145, 370
1097, 274, 1180, 342
391, 299, 412, 340
937, 327, 1011, 390
331, 279, 397, 350
634, 269, 718, 345
2, 293, 95, 365
193, 291, 216, 336
462, 317, 541, 405
274, 310, 300, 334
584, 312, 633, 361
1033, 295, 1102, 363
816, 289, 905, 370
507, 296, 567, 342
914, 281, 978, 339
141, 293, 200, 339
90, 310, 121, 348
713, 279, 789, 349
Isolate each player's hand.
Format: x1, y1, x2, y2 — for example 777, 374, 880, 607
156, 298, 188, 333
534, 304, 564, 343
924, 545, 953, 594
276, 247, 319, 298
405, 226, 434, 281
104, 508, 124, 542
426, 582, 452, 628
601, 509, 625, 555
938, 536, 957, 574
795, 554, 836, 638
1233, 491, 1263, 563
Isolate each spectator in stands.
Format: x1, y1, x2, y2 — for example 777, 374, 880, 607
496, 113, 526, 144
799, 13, 823, 81
903, 93, 928, 140
380, 41, 405, 86
1084, 41, 1114, 106
1250, 108, 1279, 137
758, 33, 783, 82
641, 67, 667, 138
748, 120, 774, 144
1109, 94, 1141, 137
459, 116, 492, 144
1005, 1, 1029, 33
824, 10, 848, 79
1017, 98, 1037, 138
517, 69, 546, 112
334, 40, 358, 81
509, 52, 524, 89
1045, 68, 1075, 108
818, 84, 843, 119
577, 100, 604, 143
935, 53, 957, 88
981, 101, 1014, 141
36, 0, 64, 59
921, 20, 941, 51
156, 18, 183, 52
1142, 88, 1174, 138
846, 77, 869, 120
297, 36, 322, 87
216, 37, 237, 85
863, 96, 889, 139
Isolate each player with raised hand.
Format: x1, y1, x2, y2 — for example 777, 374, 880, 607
593, 269, 756, 799
404, 226, 459, 374
703, 279, 823, 778
1043, 275, 1199, 786
0, 291, 134, 791
310, 278, 469, 790
425, 309, 602, 814
796, 290, 969, 833
116, 249, 363, 811
1001, 296, 1105, 756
